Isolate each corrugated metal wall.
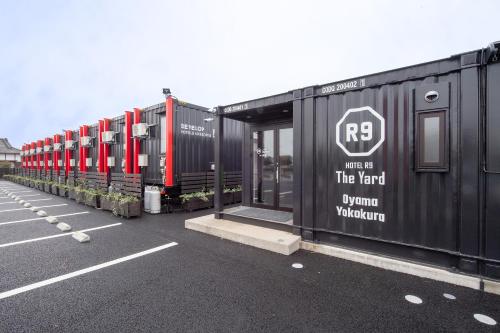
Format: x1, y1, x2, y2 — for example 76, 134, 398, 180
307, 74, 459, 251
485, 62, 500, 267
108, 115, 125, 174
87, 124, 99, 172
140, 100, 243, 186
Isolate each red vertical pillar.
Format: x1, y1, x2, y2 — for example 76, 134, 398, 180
79, 125, 89, 172
98, 120, 104, 173
65, 130, 72, 176
79, 126, 84, 172
133, 108, 141, 174
103, 118, 110, 172
30, 142, 36, 170
53, 134, 61, 176
21, 145, 25, 170
165, 96, 174, 187
44, 137, 51, 172
37, 140, 43, 171
124, 111, 133, 174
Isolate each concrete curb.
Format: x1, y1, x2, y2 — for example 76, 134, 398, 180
300, 241, 500, 295
186, 215, 300, 255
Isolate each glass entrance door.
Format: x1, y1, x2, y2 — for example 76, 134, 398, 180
252, 125, 293, 211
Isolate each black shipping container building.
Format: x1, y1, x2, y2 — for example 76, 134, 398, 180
137, 97, 242, 195
213, 42, 500, 280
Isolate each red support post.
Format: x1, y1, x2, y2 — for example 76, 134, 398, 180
164, 96, 174, 187
133, 108, 141, 174
103, 118, 110, 172
98, 120, 104, 173
79, 125, 89, 172
65, 130, 72, 176
44, 137, 51, 172
37, 140, 43, 171
53, 134, 61, 176
30, 142, 36, 170
124, 111, 133, 174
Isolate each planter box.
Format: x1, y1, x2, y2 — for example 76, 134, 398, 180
183, 195, 213, 212
68, 189, 77, 200
116, 201, 141, 218
50, 184, 59, 196
233, 191, 242, 203
59, 188, 68, 198
84, 194, 100, 208
75, 191, 85, 204
100, 197, 114, 211
223, 192, 233, 205
44, 184, 52, 193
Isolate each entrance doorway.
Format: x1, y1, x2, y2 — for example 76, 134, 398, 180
251, 124, 293, 212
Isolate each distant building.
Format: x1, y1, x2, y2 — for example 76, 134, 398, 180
0, 138, 21, 167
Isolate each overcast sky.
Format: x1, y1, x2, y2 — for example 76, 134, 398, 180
1, 0, 499, 148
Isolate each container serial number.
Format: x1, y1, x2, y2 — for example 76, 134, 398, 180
321, 79, 365, 94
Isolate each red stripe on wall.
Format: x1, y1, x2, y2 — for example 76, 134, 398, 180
165, 96, 174, 187
125, 111, 133, 174
103, 118, 110, 172
133, 108, 141, 174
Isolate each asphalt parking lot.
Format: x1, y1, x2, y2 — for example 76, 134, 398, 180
0, 179, 499, 332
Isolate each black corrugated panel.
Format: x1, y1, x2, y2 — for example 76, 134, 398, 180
87, 123, 99, 172
217, 45, 500, 278
108, 115, 125, 174
140, 100, 242, 186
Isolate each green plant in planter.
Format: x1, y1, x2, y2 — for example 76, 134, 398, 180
231, 185, 242, 192
179, 191, 210, 204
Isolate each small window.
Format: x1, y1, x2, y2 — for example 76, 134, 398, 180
416, 110, 448, 171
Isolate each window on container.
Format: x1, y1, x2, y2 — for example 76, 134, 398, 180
160, 115, 166, 154
416, 110, 448, 171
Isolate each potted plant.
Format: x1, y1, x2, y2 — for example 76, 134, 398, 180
58, 184, 69, 197
232, 185, 242, 203
50, 182, 59, 195
180, 191, 213, 212
223, 187, 234, 205
75, 186, 86, 204
44, 181, 53, 193
101, 192, 119, 212
68, 184, 77, 200
83, 188, 104, 208
113, 194, 141, 218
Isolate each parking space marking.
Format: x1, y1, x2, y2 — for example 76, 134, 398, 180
0, 212, 90, 226
0, 194, 41, 199
2, 190, 32, 194
0, 198, 53, 205
0, 223, 122, 248
0, 242, 178, 300
0, 204, 67, 213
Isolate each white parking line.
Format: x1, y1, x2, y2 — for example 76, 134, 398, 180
0, 204, 67, 213
0, 242, 178, 299
0, 194, 41, 199
0, 212, 90, 226
0, 199, 53, 205
3, 190, 32, 194
0, 223, 122, 248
